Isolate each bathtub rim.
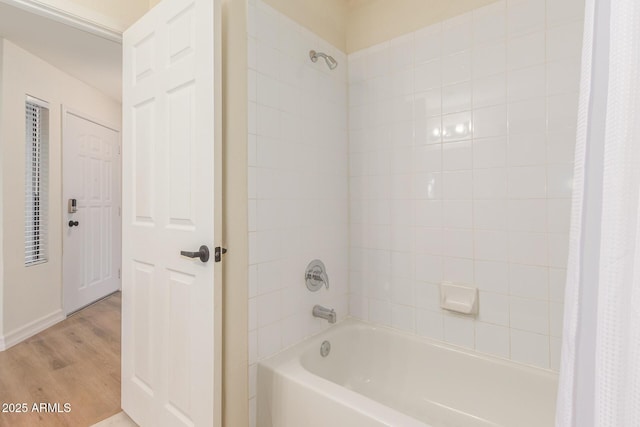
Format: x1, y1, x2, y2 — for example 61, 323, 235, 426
258, 317, 558, 427
260, 317, 559, 381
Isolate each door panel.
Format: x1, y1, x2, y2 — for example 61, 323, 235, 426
62, 111, 121, 315
121, 0, 220, 426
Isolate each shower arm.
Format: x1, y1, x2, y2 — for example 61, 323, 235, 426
310, 50, 329, 61
309, 50, 338, 69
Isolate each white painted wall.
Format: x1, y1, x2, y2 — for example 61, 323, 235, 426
0, 39, 121, 347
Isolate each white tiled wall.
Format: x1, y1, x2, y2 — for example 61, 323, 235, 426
348, 0, 584, 370
247, 0, 349, 421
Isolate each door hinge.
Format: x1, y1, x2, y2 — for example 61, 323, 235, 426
118, 206, 121, 216
214, 247, 227, 262
118, 268, 121, 279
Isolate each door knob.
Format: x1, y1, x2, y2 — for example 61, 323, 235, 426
68, 220, 79, 227
180, 245, 210, 263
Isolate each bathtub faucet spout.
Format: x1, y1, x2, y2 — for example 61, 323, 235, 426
312, 305, 336, 324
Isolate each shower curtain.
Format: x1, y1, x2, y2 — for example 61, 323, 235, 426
556, 0, 640, 426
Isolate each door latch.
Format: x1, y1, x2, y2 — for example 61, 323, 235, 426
180, 245, 210, 263
214, 247, 227, 262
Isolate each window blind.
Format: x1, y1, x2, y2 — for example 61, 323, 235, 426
25, 97, 49, 266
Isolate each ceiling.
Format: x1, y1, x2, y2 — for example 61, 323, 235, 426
0, 1, 122, 101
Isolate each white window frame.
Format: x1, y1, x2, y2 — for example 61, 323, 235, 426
24, 95, 50, 266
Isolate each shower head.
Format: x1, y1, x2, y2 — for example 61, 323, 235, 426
309, 50, 338, 70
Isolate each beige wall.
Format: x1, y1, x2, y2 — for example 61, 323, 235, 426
221, 0, 249, 425
0, 39, 121, 342
0, 41, 4, 339
346, 0, 499, 52
65, 0, 149, 27
256, 0, 500, 53
261, 0, 348, 52
35, 0, 149, 30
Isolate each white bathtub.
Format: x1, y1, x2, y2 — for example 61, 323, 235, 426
258, 319, 558, 427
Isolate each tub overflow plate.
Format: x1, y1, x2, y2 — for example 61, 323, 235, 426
320, 340, 331, 357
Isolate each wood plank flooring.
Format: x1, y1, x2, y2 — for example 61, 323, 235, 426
0, 292, 121, 427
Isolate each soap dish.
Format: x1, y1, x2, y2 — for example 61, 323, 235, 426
440, 282, 478, 315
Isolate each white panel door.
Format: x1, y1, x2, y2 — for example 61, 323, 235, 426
62, 111, 121, 315
121, 0, 221, 426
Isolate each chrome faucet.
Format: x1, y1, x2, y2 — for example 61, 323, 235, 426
313, 305, 336, 324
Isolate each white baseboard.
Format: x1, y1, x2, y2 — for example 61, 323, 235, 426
0, 309, 65, 351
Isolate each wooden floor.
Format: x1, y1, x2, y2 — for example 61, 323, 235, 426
0, 292, 122, 427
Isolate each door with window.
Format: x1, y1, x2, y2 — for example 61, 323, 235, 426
121, 0, 221, 425
62, 110, 121, 314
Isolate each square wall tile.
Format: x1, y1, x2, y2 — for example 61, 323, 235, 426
442, 52, 471, 85
473, 168, 508, 199
392, 304, 416, 332
550, 268, 568, 302
444, 313, 475, 348
390, 33, 414, 72
508, 65, 546, 103
415, 281, 441, 311
369, 299, 393, 326
507, 31, 545, 70
443, 257, 474, 284
475, 260, 509, 293
417, 309, 444, 340
473, 42, 506, 78
341, 0, 583, 372
508, 133, 546, 166
473, 136, 507, 168
473, 73, 507, 108
443, 200, 473, 228
415, 88, 443, 118
548, 164, 574, 198
415, 60, 442, 92
509, 263, 549, 299
511, 329, 550, 368
508, 232, 548, 266
510, 296, 549, 334
473, 1, 506, 45
442, 13, 472, 55
474, 104, 507, 138
507, 0, 545, 36
547, 0, 585, 27
474, 199, 508, 230
508, 199, 547, 232
415, 255, 443, 283
508, 98, 546, 135
414, 23, 442, 64
443, 170, 473, 200
547, 21, 584, 62
476, 322, 510, 358
442, 82, 472, 114
478, 291, 510, 326
442, 111, 473, 142
442, 141, 473, 172
475, 230, 508, 261
415, 200, 443, 227
443, 229, 474, 258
